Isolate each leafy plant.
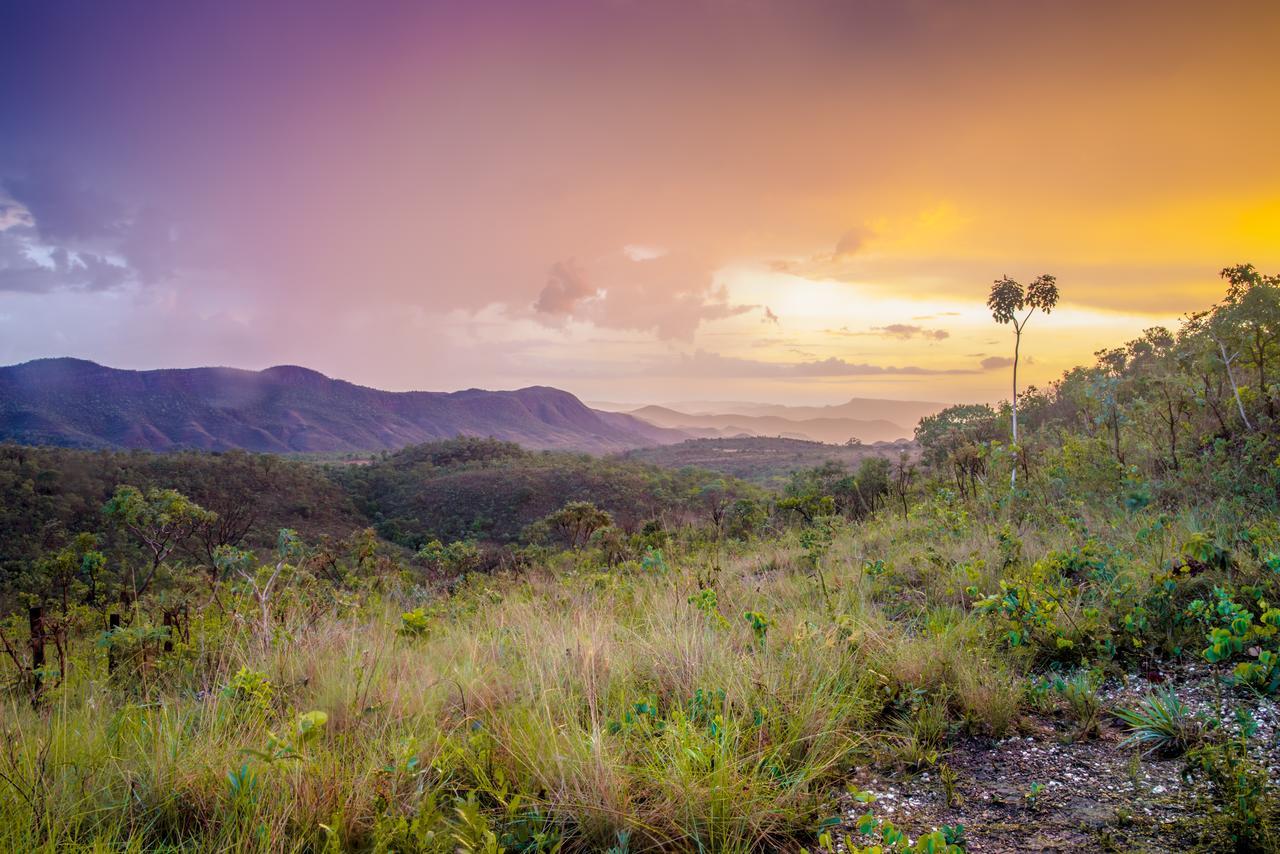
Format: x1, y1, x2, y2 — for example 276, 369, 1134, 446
223, 666, 274, 715
938, 762, 962, 808
225, 762, 259, 805
743, 610, 771, 650
640, 548, 668, 573
1052, 670, 1103, 738
1188, 587, 1280, 693
688, 588, 729, 629
839, 789, 966, 853
241, 710, 328, 764
1114, 687, 1202, 756
399, 607, 433, 638
1182, 709, 1275, 852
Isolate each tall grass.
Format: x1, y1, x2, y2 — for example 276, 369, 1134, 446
0, 532, 907, 852
0, 491, 1255, 851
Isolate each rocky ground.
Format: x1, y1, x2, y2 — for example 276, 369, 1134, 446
836, 664, 1279, 852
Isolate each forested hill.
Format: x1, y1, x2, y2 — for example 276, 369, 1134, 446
0, 358, 685, 454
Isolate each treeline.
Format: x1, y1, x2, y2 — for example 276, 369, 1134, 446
0, 446, 365, 598
334, 437, 768, 547
915, 264, 1280, 509
0, 433, 902, 611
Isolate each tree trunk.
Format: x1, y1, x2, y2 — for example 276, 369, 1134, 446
107, 612, 120, 674
29, 607, 44, 705
1254, 329, 1270, 419
1010, 325, 1021, 488
1220, 340, 1253, 430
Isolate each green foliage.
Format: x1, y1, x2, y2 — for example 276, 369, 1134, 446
725, 496, 768, 540
639, 548, 667, 573
1188, 587, 1280, 693
1114, 687, 1203, 756
688, 588, 729, 629
833, 790, 966, 853
880, 691, 948, 772
0, 444, 365, 605
399, 607, 434, 638
528, 501, 613, 550
1181, 531, 1232, 572
1182, 710, 1276, 852
624, 436, 885, 488
781, 458, 892, 523
335, 437, 755, 546
938, 762, 961, 808
743, 610, 771, 649
104, 484, 215, 597
1052, 670, 1102, 738
417, 538, 482, 575
915, 404, 1000, 470
223, 666, 274, 715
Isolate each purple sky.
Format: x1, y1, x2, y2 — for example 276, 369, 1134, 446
2, 0, 1278, 404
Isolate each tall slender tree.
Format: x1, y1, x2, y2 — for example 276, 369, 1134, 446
987, 274, 1059, 486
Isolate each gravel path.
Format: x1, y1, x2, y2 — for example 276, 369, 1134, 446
835, 665, 1279, 852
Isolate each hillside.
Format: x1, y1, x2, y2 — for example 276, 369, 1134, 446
333, 437, 760, 546
0, 358, 685, 454
0, 444, 370, 584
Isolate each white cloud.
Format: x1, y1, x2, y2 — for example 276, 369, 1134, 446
622, 244, 668, 262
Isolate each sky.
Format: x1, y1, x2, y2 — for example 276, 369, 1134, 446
1, 0, 1279, 406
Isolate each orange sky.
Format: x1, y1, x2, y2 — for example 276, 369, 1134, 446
1, 0, 1278, 404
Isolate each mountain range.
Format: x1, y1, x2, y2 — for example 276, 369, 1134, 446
595, 398, 943, 444
0, 359, 684, 454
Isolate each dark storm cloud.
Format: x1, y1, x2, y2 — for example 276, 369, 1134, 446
0, 170, 180, 294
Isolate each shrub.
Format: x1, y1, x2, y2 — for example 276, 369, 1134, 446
1052, 670, 1103, 738
1114, 687, 1202, 756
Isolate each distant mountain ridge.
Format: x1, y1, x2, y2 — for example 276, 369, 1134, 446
0, 358, 686, 454
625, 404, 922, 444
590, 397, 945, 443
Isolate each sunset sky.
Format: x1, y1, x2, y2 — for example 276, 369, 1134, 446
2, 0, 1279, 405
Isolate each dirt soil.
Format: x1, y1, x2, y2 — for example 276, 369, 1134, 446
836, 663, 1280, 853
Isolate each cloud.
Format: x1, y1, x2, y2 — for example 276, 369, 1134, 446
874, 323, 950, 341
834, 225, 873, 257
665, 349, 977, 379
533, 260, 598, 316
981, 356, 1014, 370
0, 225, 131, 294
0, 201, 33, 231
823, 323, 950, 341
530, 254, 757, 340
770, 224, 877, 275
622, 244, 667, 262
4, 170, 125, 243
0, 170, 179, 294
